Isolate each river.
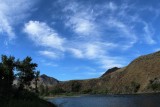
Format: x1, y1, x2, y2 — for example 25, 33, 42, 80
48, 94, 160, 107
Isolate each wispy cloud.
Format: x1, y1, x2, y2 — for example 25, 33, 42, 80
105, 17, 137, 49
24, 0, 159, 71
40, 59, 58, 67
67, 48, 84, 58
24, 21, 65, 51
63, 1, 100, 37
143, 22, 156, 44
0, 0, 38, 40
67, 41, 121, 69
39, 50, 59, 59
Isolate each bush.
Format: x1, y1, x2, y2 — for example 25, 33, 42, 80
82, 89, 92, 94
51, 87, 66, 95
149, 82, 160, 91
71, 81, 81, 92
148, 78, 160, 91
124, 81, 140, 93
131, 81, 140, 93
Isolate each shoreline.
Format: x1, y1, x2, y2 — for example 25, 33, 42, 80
43, 92, 160, 100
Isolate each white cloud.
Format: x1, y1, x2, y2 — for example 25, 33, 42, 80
70, 17, 96, 36
24, 21, 124, 69
0, 16, 15, 40
61, 1, 140, 50
39, 50, 59, 59
84, 43, 124, 69
98, 56, 124, 69
57, 1, 126, 68
84, 43, 106, 59
40, 59, 58, 67
0, 0, 38, 40
24, 21, 65, 51
106, 2, 117, 11
67, 48, 83, 58
105, 18, 137, 49
67, 41, 122, 68
143, 23, 156, 44
63, 2, 99, 37
68, 42, 117, 59
67, 13, 98, 36
25, 0, 158, 70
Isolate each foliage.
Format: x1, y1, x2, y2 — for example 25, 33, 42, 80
35, 71, 40, 93
131, 81, 140, 93
39, 84, 45, 95
1, 90, 56, 107
148, 78, 160, 91
0, 55, 56, 107
82, 89, 92, 94
124, 81, 140, 93
51, 86, 65, 95
45, 85, 49, 96
71, 81, 81, 92
16, 57, 37, 90
0, 55, 15, 100
0, 55, 42, 103
39, 84, 51, 96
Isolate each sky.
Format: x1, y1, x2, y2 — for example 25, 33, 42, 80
0, 0, 160, 81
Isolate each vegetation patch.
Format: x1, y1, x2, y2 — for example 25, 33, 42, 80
0, 55, 56, 107
148, 78, 160, 91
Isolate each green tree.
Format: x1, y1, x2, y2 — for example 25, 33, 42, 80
16, 57, 37, 90
35, 71, 40, 93
45, 86, 49, 96
0, 55, 15, 100
39, 84, 45, 95
1, 55, 15, 86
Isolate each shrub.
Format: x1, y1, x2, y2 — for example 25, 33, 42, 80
82, 89, 92, 94
71, 81, 81, 92
51, 87, 65, 95
148, 78, 160, 91
131, 81, 140, 93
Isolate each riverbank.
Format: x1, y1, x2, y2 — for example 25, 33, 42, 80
1, 98, 56, 107
44, 91, 160, 100
43, 93, 89, 100
0, 90, 57, 107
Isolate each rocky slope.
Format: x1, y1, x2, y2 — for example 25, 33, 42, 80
51, 51, 160, 94
13, 74, 59, 88
38, 74, 59, 87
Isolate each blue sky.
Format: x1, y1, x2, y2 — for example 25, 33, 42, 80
0, 0, 160, 81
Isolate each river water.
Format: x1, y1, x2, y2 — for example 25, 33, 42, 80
48, 94, 160, 107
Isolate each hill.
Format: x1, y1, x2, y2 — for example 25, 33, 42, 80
38, 74, 59, 87
13, 74, 59, 89
50, 51, 160, 95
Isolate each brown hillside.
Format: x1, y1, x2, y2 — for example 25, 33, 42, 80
51, 51, 160, 94
112, 51, 160, 93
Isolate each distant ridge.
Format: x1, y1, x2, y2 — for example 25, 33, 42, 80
13, 74, 59, 88
39, 74, 59, 87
